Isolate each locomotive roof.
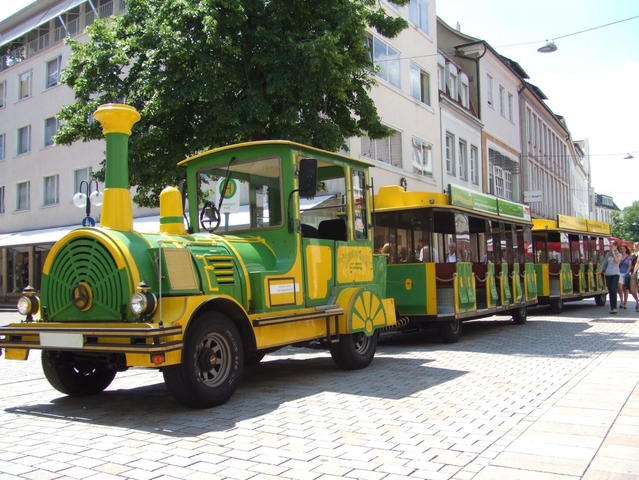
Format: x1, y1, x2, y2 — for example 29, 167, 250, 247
178, 140, 375, 168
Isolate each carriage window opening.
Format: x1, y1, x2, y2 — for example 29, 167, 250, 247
299, 163, 347, 239
352, 170, 368, 240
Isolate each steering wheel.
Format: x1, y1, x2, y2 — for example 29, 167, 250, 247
200, 201, 221, 232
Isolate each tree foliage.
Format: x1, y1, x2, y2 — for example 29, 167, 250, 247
611, 201, 639, 242
54, 0, 409, 207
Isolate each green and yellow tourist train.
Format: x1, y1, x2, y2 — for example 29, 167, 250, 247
0, 104, 613, 407
531, 215, 610, 313
0, 104, 397, 409
373, 184, 538, 343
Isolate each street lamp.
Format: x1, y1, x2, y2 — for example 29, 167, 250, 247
537, 40, 558, 53
73, 179, 103, 226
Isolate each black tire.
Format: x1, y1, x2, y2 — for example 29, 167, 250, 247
594, 293, 606, 307
41, 351, 116, 397
549, 298, 563, 314
244, 351, 266, 367
439, 318, 462, 343
512, 306, 528, 325
163, 313, 243, 409
330, 331, 378, 370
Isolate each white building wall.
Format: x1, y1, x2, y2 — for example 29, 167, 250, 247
0, 0, 156, 235
349, 0, 441, 195
480, 58, 520, 152
440, 105, 482, 192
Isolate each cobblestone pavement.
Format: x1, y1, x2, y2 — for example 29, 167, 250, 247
0, 300, 638, 480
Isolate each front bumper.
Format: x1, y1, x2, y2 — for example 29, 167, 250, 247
0, 322, 183, 354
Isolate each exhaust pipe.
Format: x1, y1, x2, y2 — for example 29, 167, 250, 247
93, 104, 141, 231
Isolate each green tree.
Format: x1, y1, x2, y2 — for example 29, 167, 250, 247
54, 0, 409, 207
611, 201, 639, 242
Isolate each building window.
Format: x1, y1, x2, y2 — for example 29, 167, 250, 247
43, 174, 60, 206
412, 136, 433, 177
470, 145, 479, 184
508, 93, 514, 121
499, 85, 505, 116
367, 36, 401, 88
461, 82, 469, 108
446, 133, 455, 175
0, 81, 5, 108
504, 170, 512, 200
46, 56, 62, 89
360, 130, 403, 169
19, 71, 33, 100
17, 125, 31, 155
408, 0, 429, 34
494, 166, 504, 197
0, 133, 5, 160
73, 167, 93, 198
44, 117, 59, 147
526, 108, 532, 143
0, 185, 4, 214
458, 140, 468, 180
449, 72, 458, 100
486, 74, 494, 107
409, 63, 430, 105
437, 64, 445, 91
16, 181, 30, 211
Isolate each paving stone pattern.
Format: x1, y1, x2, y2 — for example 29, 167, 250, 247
0, 301, 638, 480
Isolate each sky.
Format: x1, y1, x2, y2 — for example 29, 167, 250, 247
2, 0, 638, 209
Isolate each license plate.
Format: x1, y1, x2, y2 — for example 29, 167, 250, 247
40, 332, 84, 349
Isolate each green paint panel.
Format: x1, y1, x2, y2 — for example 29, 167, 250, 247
534, 264, 545, 297
41, 236, 131, 321
525, 263, 537, 300
501, 263, 512, 304
387, 264, 428, 315
487, 263, 498, 307
561, 263, 573, 294
513, 263, 523, 303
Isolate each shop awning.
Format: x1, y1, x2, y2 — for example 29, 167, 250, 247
0, 195, 336, 248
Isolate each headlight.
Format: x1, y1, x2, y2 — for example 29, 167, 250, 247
17, 295, 39, 315
130, 292, 157, 316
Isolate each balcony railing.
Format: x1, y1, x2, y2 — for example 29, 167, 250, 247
1, 0, 127, 72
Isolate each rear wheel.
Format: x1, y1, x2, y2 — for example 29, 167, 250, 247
594, 293, 606, 306
41, 351, 116, 397
549, 298, 563, 314
511, 306, 528, 325
439, 318, 462, 343
163, 313, 243, 409
330, 331, 378, 370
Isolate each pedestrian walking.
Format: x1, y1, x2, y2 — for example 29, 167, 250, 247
599, 240, 622, 314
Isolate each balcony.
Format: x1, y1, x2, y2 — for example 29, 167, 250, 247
1, 0, 126, 72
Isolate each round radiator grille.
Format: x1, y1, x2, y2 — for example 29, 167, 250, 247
42, 236, 131, 321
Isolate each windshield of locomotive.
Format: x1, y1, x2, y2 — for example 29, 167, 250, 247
197, 155, 282, 232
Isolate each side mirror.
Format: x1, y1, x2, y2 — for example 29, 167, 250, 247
298, 158, 318, 199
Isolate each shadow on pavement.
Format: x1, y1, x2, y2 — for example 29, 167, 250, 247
379, 298, 635, 358
4, 355, 467, 436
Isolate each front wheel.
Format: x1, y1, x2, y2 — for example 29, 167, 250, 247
163, 313, 243, 408
511, 306, 528, 325
330, 331, 378, 370
594, 293, 606, 306
439, 318, 462, 343
41, 351, 116, 397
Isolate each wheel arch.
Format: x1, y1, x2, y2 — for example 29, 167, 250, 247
188, 297, 256, 355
